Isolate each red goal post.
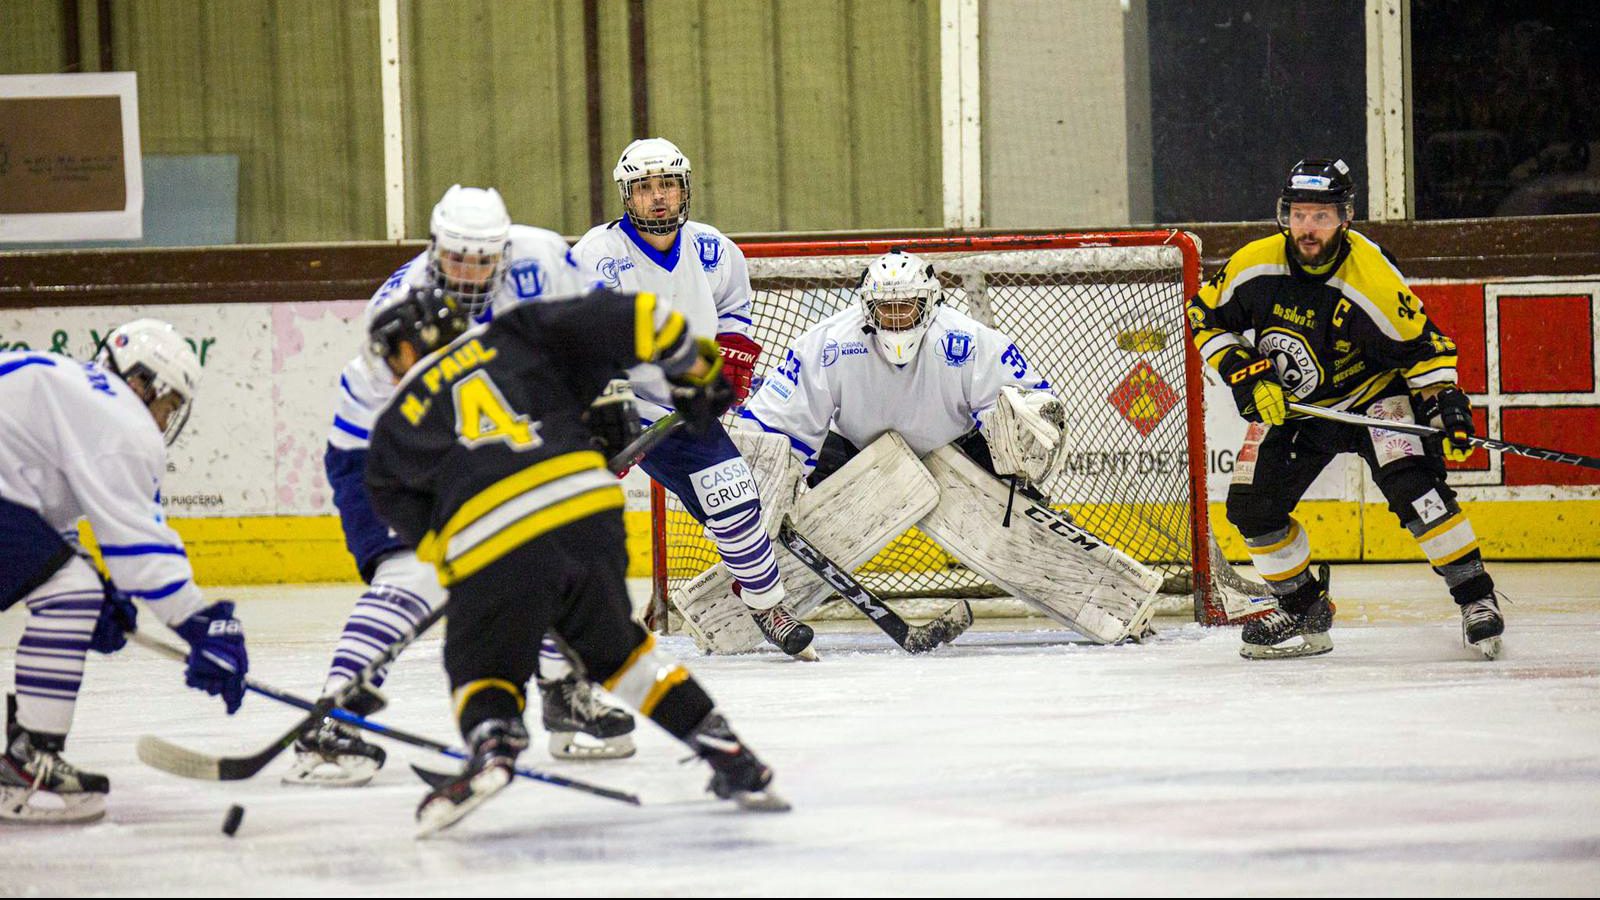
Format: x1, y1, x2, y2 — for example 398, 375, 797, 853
649, 230, 1259, 627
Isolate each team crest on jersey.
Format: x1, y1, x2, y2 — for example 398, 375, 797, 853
695, 233, 723, 272
1256, 328, 1323, 399
508, 260, 545, 299
822, 339, 841, 367
942, 330, 974, 367
597, 256, 634, 287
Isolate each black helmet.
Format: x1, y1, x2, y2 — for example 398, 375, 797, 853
1277, 158, 1356, 226
365, 286, 469, 380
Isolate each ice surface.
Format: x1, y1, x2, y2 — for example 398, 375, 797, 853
2, 563, 1597, 896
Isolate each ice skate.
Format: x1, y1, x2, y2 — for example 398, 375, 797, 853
0, 695, 108, 824
1461, 594, 1505, 660
1240, 565, 1336, 660
283, 718, 387, 787
415, 718, 528, 837
688, 711, 789, 812
752, 603, 819, 661
539, 673, 636, 760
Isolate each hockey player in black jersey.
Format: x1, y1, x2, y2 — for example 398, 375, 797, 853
363, 286, 787, 834
1188, 158, 1504, 660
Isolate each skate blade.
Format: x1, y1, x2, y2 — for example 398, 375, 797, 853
0, 785, 107, 825
1240, 632, 1333, 660
1468, 635, 1503, 660
281, 756, 380, 788
732, 788, 792, 812
415, 765, 513, 838
790, 645, 821, 662
548, 732, 637, 760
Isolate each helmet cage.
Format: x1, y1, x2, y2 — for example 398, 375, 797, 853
613, 138, 693, 236
426, 185, 511, 318
617, 171, 691, 236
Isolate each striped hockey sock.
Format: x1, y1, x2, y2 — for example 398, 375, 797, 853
703, 506, 782, 601
13, 562, 102, 736
322, 584, 434, 696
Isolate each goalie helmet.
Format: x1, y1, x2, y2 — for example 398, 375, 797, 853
1276, 157, 1356, 228
426, 184, 512, 318
613, 137, 691, 235
858, 250, 942, 364
95, 319, 202, 446
364, 286, 469, 383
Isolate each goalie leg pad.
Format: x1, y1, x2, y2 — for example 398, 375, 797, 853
779, 432, 940, 617
917, 445, 1162, 644
674, 432, 939, 650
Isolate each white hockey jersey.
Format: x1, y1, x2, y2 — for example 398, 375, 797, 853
572, 217, 752, 415
328, 224, 603, 452
0, 352, 205, 625
738, 306, 1054, 466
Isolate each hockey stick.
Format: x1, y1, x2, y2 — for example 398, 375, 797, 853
134, 418, 682, 783
776, 519, 973, 654
129, 632, 640, 805
1286, 401, 1600, 471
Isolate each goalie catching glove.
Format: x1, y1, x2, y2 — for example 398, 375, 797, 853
982, 385, 1068, 483
1217, 347, 1286, 426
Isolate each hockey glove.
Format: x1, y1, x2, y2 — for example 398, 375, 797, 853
1420, 385, 1476, 462
1217, 348, 1286, 426
715, 333, 761, 403
89, 576, 137, 655
175, 601, 249, 714
584, 378, 642, 460
669, 338, 736, 435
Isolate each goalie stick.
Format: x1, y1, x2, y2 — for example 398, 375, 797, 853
1286, 401, 1600, 471
776, 519, 973, 654
129, 632, 640, 805
134, 416, 687, 784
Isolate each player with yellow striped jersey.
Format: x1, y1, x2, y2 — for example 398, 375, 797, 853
363, 287, 786, 831
1187, 158, 1503, 660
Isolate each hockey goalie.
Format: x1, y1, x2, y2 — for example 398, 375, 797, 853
671, 250, 1163, 653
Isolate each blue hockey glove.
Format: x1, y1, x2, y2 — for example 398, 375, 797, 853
175, 601, 249, 714
89, 577, 138, 654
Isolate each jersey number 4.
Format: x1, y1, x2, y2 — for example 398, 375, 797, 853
453, 371, 543, 451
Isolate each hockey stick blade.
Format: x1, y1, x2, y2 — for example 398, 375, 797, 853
409, 763, 640, 806
777, 520, 972, 653
1287, 401, 1600, 471
129, 632, 639, 804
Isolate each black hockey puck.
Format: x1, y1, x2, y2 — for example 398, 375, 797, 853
221, 804, 245, 836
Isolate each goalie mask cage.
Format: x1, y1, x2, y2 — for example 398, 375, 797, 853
650, 231, 1260, 627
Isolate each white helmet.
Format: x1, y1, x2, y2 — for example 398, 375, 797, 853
426, 184, 512, 317
613, 138, 691, 235
95, 318, 202, 446
858, 250, 942, 364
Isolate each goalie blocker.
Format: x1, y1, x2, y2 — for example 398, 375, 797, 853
675, 430, 1160, 651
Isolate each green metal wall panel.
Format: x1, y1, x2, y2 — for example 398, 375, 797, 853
641, 0, 940, 233
0, 1, 69, 75
109, 0, 384, 243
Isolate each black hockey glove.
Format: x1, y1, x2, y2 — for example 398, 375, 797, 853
669, 338, 735, 435
1418, 385, 1476, 462
1216, 347, 1286, 426
583, 379, 642, 460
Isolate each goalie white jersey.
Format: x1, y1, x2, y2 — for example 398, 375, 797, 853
0, 352, 205, 626
572, 217, 752, 415
738, 306, 1054, 466
328, 224, 602, 452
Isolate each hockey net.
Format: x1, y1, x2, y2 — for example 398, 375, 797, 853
650, 231, 1266, 626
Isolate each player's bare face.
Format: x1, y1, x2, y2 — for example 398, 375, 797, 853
1287, 203, 1345, 267
146, 391, 182, 433
627, 175, 685, 223
436, 250, 499, 291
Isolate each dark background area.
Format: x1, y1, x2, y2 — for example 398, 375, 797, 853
1411, 0, 1600, 219
1148, 2, 1368, 224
